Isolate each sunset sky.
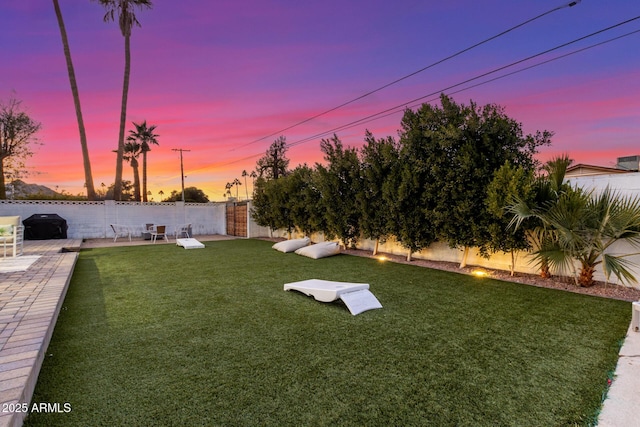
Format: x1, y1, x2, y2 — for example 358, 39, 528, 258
1, 0, 639, 201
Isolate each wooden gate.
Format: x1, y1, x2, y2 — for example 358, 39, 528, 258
226, 202, 247, 237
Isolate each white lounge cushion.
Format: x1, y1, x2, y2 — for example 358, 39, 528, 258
272, 237, 310, 253
0, 224, 14, 236
295, 241, 340, 259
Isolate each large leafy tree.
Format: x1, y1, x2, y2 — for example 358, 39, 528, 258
127, 120, 159, 202
486, 162, 536, 275
315, 135, 362, 248
256, 136, 289, 180
251, 176, 294, 235
399, 95, 551, 266
163, 186, 209, 203
0, 98, 41, 199
53, 0, 96, 200
94, 0, 153, 200
287, 164, 325, 237
359, 131, 399, 255
387, 112, 438, 261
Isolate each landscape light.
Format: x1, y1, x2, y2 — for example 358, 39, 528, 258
472, 269, 489, 278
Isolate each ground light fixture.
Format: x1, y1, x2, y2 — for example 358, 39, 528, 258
472, 269, 490, 278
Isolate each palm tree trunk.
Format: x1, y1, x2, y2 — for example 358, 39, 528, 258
142, 150, 148, 202
579, 262, 596, 287
114, 33, 131, 201
53, 0, 96, 201
131, 158, 141, 202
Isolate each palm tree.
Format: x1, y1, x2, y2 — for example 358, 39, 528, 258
232, 178, 242, 200
242, 170, 249, 200
53, 0, 96, 200
512, 185, 640, 287
127, 120, 158, 202
122, 139, 142, 201
509, 155, 573, 278
94, 0, 152, 200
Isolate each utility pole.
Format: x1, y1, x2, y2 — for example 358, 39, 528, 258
172, 148, 191, 202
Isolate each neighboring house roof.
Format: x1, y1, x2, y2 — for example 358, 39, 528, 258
565, 164, 631, 177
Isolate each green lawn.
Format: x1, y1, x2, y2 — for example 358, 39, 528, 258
25, 239, 630, 426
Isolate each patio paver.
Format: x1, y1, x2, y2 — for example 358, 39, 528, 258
0, 239, 80, 427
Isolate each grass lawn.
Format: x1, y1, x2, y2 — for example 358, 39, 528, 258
25, 239, 630, 426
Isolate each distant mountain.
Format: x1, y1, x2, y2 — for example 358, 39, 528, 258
9, 180, 61, 199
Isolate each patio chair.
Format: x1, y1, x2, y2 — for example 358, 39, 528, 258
110, 224, 132, 242
175, 223, 192, 239
151, 225, 169, 243
0, 216, 24, 257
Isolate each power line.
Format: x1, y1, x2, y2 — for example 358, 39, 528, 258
286, 16, 640, 149
216, 17, 640, 167
234, 0, 583, 151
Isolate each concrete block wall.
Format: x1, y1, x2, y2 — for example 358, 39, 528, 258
0, 200, 228, 239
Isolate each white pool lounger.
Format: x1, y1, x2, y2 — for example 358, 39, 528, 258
176, 238, 205, 249
284, 279, 382, 315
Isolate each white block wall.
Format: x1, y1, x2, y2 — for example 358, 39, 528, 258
0, 200, 228, 239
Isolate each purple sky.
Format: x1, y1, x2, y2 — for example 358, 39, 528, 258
1, 0, 639, 200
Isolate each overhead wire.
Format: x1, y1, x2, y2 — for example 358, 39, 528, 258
210, 15, 640, 166
287, 15, 640, 147
233, 1, 584, 151
213, 16, 640, 167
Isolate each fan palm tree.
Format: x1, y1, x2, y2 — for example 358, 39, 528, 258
509, 155, 573, 277
53, 0, 96, 200
512, 185, 640, 287
127, 120, 159, 202
94, 0, 152, 200
122, 139, 142, 201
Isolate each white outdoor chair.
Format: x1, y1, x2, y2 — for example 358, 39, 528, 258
175, 223, 192, 239
151, 225, 169, 243
0, 216, 24, 257
110, 224, 132, 242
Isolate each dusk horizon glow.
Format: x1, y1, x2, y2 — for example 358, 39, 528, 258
2, 1, 639, 200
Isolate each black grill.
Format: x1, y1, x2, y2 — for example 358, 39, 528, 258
23, 214, 68, 240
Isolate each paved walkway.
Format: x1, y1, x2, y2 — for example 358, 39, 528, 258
0, 236, 638, 426
0, 239, 81, 427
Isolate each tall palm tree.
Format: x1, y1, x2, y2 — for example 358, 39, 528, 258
94, 0, 152, 200
232, 178, 242, 200
242, 170, 249, 200
127, 120, 158, 202
122, 139, 142, 201
53, 0, 96, 200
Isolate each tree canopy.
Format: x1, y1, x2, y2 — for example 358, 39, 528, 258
0, 97, 41, 199
398, 95, 552, 260
163, 186, 209, 203
256, 136, 289, 180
